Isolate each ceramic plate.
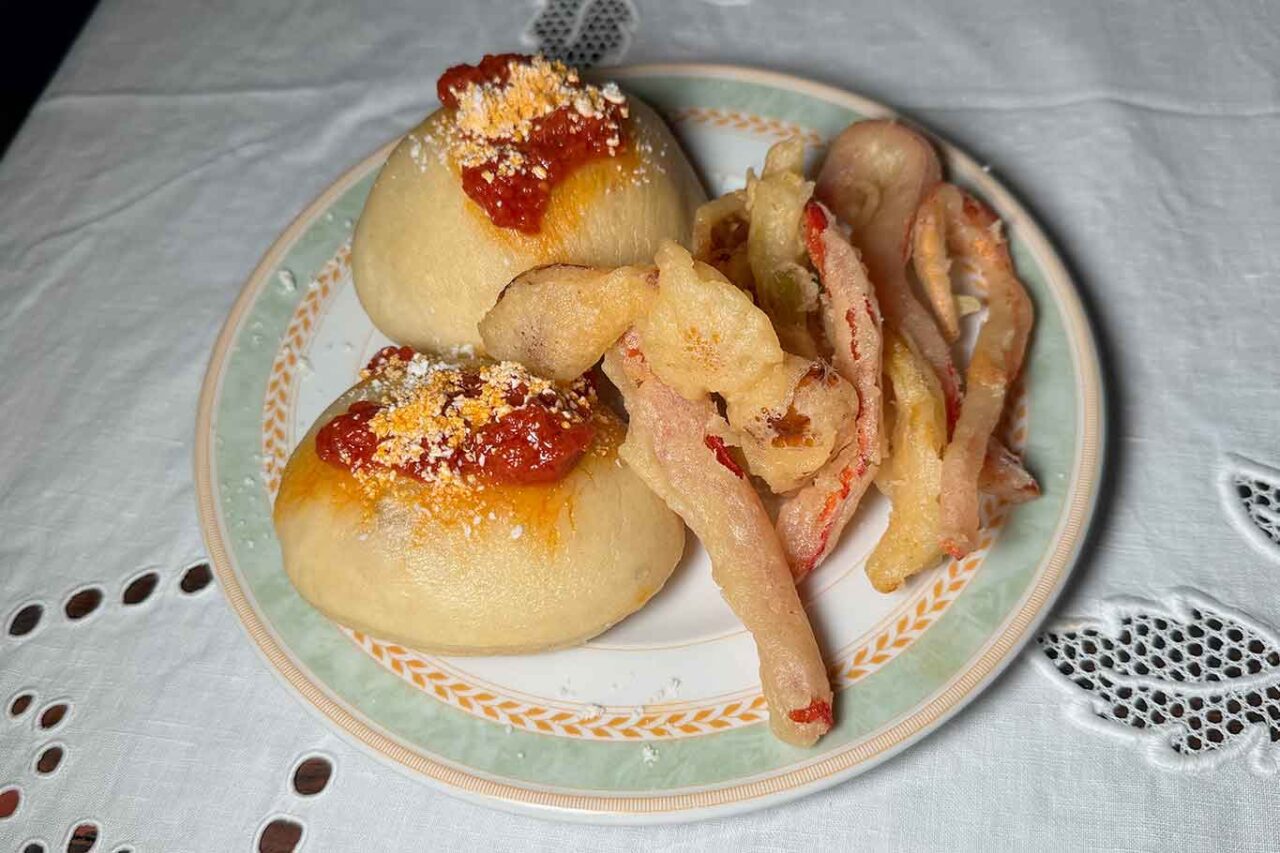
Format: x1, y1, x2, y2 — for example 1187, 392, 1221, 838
195, 65, 1104, 823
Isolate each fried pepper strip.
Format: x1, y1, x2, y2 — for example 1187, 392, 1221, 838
915, 184, 1040, 503
936, 187, 1034, 556
775, 201, 883, 579
603, 333, 833, 746
911, 187, 961, 342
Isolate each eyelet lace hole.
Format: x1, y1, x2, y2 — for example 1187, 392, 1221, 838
258, 818, 304, 853
9, 692, 35, 718
179, 563, 212, 594
0, 786, 21, 819
8, 603, 43, 637
66, 822, 98, 853
39, 702, 70, 731
292, 755, 333, 796
64, 588, 103, 621
122, 572, 160, 606
36, 745, 65, 775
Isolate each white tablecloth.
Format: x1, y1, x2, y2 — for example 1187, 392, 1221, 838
3, 1, 1279, 849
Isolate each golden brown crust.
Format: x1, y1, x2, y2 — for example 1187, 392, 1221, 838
272, 383, 684, 655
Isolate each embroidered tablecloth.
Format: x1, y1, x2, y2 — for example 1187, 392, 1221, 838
3, 0, 1279, 849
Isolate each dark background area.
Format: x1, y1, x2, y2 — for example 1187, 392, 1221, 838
2, 1, 101, 158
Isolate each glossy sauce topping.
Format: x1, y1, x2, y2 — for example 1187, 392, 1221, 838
787, 698, 834, 728
435, 54, 629, 233
316, 347, 596, 487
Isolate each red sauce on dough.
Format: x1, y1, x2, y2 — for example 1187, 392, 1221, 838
436, 54, 629, 234
469, 405, 594, 485
788, 699, 834, 728
315, 352, 595, 487
315, 401, 382, 471
365, 345, 415, 372
436, 53, 526, 106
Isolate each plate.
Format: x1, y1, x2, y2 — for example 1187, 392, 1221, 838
195, 64, 1104, 823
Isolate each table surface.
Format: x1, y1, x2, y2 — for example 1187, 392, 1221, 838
3, 1, 1279, 850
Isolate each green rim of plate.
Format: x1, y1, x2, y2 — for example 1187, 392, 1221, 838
195, 64, 1104, 824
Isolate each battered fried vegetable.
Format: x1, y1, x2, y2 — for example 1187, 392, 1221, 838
867, 334, 946, 592
479, 264, 656, 379
692, 190, 752, 291
604, 333, 833, 747
804, 202, 882, 467
744, 137, 820, 353
640, 241, 786, 400
935, 187, 1034, 556
775, 202, 883, 578
816, 120, 960, 426
727, 355, 857, 494
911, 187, 961, 342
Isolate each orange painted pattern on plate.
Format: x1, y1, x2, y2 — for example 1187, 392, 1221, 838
667, 107, 824, 148
261, 243, 350, 496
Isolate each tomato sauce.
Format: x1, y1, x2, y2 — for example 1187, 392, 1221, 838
315, 401, 382, 472
787, 698, 834, 728
316, 349, 595, 487
469, 405, 594, 485
436, 54, 629, 234
436, 54, 525, 106
364, 345, 415, 372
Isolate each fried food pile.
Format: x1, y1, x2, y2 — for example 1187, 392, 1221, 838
480, 119, 1039, 745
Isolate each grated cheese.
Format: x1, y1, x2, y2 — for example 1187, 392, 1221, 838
440, 55, 628, 177
351, 351, 595, 490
